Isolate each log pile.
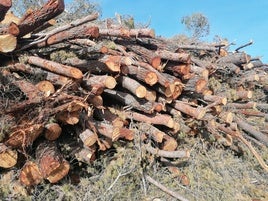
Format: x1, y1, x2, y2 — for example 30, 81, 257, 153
0, 0, 267, 187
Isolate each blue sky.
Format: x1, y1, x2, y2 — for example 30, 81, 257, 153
72, 0, 268, 63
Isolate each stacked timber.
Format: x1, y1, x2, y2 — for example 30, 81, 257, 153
0, 0, 267, 187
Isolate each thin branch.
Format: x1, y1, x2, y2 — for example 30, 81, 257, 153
235, 40, 253, 52
145, 175, 189, 201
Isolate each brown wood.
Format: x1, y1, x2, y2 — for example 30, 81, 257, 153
19, 161, 43, 186
121, 65, 158, 86
155, 50, 191, 63
0, 34, 16, 52
27, 56, 83, 79
44, 123, 62, 141
18, 0, 65, 37
0, 143, 18, 168
36, 80, 55, 97
0, 22, 20, 36
83, 75, 117, 90
172, 100, 206, 120
36, 142, 70, 183
217, 52, 251, 65
119, 76, 147, 98
99, 28, 155, 38
0, 0, 12, 21
79, 129, 98, 147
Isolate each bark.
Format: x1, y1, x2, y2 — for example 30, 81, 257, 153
27, 56, 83, 79
36, 141, 70, 183
217, 52, 251, 66
155, 50, 191, 63
99, 28, 155, 38
18, 0, 65, 37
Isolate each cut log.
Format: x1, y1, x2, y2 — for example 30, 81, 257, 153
19, 161, 43, 186
36, 142, 70, 183
99, 28, 155, 38
172, 101, 206, 120
35, 80, 55, 97
79, 129, 98, 147
27, 56, 83, 79
155, 50, 191, 63
0, 143, 18, 168
44, 123, 62, 141
83, 75, 117, 90
18, 0, 65, 37
119, 76, 147, 98
0, 34, 16, 52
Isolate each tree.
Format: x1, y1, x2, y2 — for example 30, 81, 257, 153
181, 13, 210, 39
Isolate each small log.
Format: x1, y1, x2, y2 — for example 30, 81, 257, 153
35, 80, 55, 97
0, 22, 20, 36
99, 55, 133, 72
56, 111, 80, 125
83, 75, 117, 90
127, 45, 161, 69
44, 122, 62, 141
155, 50, 191, 63
234, 115, 268, 146
0, 0, 12, 21
119, 76, 147, 98
172, 101, 206, 120
79, 129, 98, 147
203, 94, 227, 105
36, 25, 99, 47
75, 147, 96, 164
36, 142, 70, 183
18, 0, 65, 37
27, 56, 83, 79
0, 34, 16, 52
217, 52, 250, 65
103, 89, 157, 113
5, 124, 44, 148
19, 161, 43, 186
0, 143, 18, 168
99, 28, 155, 38
121, 65, 158, 86
139, 123, 165, 143
144, 143, 190, 158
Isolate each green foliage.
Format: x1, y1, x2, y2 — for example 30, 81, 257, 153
181, 12, 210, 39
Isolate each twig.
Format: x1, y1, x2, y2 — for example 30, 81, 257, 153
235, 40, 253, 52
145, 175, 189, 201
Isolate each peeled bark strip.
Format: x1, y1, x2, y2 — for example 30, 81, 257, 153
0, 0, 12, 21
18, 0, 65, 37
119, 76, 147, 98
36, 142, 70, 183
27, 56, 83, 79
0, 143, 18, 168
19, 161, 43, 186
172, 101, 207, 120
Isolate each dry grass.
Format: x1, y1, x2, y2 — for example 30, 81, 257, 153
1, 130, 268, 201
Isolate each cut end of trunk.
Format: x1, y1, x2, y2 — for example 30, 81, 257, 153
0, 34, 16, 52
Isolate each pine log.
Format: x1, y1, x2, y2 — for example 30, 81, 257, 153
119, 75, 147, 98
0, 34, 16, 52
126, 44, 161, 69
0, 143, 18, 168
83, 75, 117, 90
103, 89, 159, 113
216, 52, 251, 66
0, 0, 12, 21
75, 147, 96, 164
234, 115, 268, 146
19, 161, 43, 186
18, 0, 65, 37
27, 56, 83, 79
172, 101, 206, 120
44, 123, 62, 141
0, 22, 19, 36
99, 28, 155, 38
35, 80, 55, 97
5, 124, 44, 148
79, 129, 98, 147
121, 65, 158, 86
36, 142, 70, 183
155, 50, 191, 63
